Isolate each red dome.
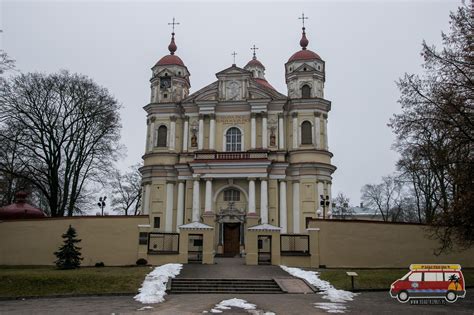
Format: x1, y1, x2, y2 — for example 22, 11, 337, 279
0, 192, 46, 220
155, 54, 185, 67
254, 78, 276, 91
288, 49, 321, 62
245, 58, 265, 69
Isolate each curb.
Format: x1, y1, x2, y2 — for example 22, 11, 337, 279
0, 292, 136, 301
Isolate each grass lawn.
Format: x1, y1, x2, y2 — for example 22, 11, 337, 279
319, 268, 474, 291
0, 266, 151, 298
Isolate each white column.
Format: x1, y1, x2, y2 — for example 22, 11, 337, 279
192, 177, 201, 222
250, 113, 256, 149
248, 178, 256, 214
145, 120, 151, 153
278, 113, 284, 150
176, 181, 185, 231
182, 117, 189, 152
292, 181, 300, 233
317, 181, 324, 218
148, 118, 155, 151
323, 114, 328, 150
209, 114, 216, 150
198, 115, 204, 150
169, 116, 176, 150
260, 179, 268, 224
165, 182, 174, 232
262, 114, 268, 149
143, 184, 151, 215
292, 112, 298, 149
204, 178, 213, 213
314, 113, 321, 149
327, 182, 332, 218
279, 180, 287, 233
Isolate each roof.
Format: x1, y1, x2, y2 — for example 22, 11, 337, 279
179, 222, 214, 230
0, 192, 46, 219
248, 223, 281, 231
288, 49, 321, 62
245, 58, 265, 69
155, 54, 186, 67
253, 78, 276, 91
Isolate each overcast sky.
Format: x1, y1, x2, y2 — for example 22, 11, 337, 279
1, 0, 460, 205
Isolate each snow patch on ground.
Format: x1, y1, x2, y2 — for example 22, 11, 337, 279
137, 306, 154, 311
205, 298, 275, 314
280, 265, 357, 313
134, 263, 183, 304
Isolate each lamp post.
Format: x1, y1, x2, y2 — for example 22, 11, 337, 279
320, 195, 331, 219
98, 196, 106, 216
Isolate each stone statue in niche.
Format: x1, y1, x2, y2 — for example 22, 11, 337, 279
190, 121, 198, 147
269, 126, 276, 146
226, 81, 241, 100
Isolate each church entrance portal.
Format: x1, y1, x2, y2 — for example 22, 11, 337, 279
223, 223, 240, 257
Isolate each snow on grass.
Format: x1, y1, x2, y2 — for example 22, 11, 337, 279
205, 298, 275, 314
280, 265, 357, 313
134, 263, 183, 304
137, 306, 154, 311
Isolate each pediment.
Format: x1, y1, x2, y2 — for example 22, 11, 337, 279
183, 81, 218, 103
216, 65, 251, 77
294, 63, 316, 73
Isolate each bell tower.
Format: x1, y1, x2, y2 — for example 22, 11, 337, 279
150, 18, 190, 104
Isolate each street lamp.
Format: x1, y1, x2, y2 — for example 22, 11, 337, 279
320, 195, 331, 219
98, 196, 106, 216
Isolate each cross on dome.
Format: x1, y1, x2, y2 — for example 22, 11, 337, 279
298, 13, 309, 50
167, 17, 180, 55
168, 17, 180, 33
251, 45, 259, 59
231, 51, 237, 65
298, 12, 308, 28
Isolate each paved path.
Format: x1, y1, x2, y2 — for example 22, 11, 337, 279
177, 257, 294, 279
1, 292, 473, 314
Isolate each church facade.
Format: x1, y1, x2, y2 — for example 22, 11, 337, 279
138, 21, 336, 263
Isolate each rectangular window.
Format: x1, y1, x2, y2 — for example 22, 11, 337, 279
424, 272, 437, 281
408, 272, 422, 282
154, 217, 161, 228
444, 272, 459, 282
138, 232, 148, 245
224, 189, 240, 201
148, 233, 179, 254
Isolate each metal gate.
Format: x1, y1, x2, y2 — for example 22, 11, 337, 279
188, 234, 203, 263
257, 235, 272, 265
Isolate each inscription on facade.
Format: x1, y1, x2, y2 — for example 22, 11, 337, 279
216, 115, 250, 124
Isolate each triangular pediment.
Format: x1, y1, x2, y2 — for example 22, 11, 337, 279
294, 63, 316, 73
216, 65, 251, 77
183, 81, 218, 103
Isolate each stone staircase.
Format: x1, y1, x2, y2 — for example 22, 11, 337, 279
169, 278, 284, 294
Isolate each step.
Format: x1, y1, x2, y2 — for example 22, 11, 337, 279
169, 278, 284, 294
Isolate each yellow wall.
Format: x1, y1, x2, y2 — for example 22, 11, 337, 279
0, 217, 148, 266
309, 220, 474, 268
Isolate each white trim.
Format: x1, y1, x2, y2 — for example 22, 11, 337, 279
213, 183, 249, 203
201, 173, 267, 179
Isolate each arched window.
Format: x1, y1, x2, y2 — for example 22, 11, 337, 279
224, 189, 240, 202
157, 125, 167, 147
301, 84, 311, 99
301, 121, 312, 145
226, 127, 242, 151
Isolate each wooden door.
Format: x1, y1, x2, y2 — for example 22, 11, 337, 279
224, 223, 240, 256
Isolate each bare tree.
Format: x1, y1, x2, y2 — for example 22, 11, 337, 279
0, 71, 122, 216
111, 163, 142, 215
331, 192, 353, 220
389, 5, 473, 252
0, 50, 15, 76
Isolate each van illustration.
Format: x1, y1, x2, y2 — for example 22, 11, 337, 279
390, 264, 466, 303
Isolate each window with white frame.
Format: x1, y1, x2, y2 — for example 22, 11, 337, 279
225, 127, 242, 151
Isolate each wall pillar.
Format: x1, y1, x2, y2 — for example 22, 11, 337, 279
198, 114, 204, 150
143, 184, 151, 215
176, 181, 185, 231
293, 181, 300, 233
192, 176, 201, 222
204, 178, 213, 213
260, 179, 268, 224
278, 113, 284, 150
292, 112, 298, 149
250, 113, 257, 149
165, 182, 174, 232
148, 117, 155, 151
314, 112, 321, 149
248, 178, 256, 215
262, 113, 268, 149
182, 116, 189, 152
279, 180, 287, 233
169, 116, 176, 150
323, 113, 328, 150
209, 114, 216, 150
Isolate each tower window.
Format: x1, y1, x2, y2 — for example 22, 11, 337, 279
164, 93, 168, 98
301, 121, 313, 145
224, 189, 240, 202
303, 67, 307, 71
178, 71, 181, 75
225, 127, 242, 152
157, 125, 167, 147
301, 85, 311, 99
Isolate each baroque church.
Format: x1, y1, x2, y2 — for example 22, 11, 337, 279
138, 18, 336, 263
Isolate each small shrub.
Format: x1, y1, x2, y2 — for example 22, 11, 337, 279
136, 258, 148, 266
95, 262, 105, 267
54, 225, 83, 269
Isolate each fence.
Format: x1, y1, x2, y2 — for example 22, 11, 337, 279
148, 232, 179, 254
280, 234, 310, 256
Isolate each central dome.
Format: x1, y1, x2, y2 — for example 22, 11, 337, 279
288, 49, 321, 62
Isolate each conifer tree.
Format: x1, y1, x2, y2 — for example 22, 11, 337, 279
54, 225, 83, 269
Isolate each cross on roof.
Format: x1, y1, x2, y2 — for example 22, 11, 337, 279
168, 17, 180, 33
251, 45, 259, 59
299, 12, 308, 28
231, 51, 237, 65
